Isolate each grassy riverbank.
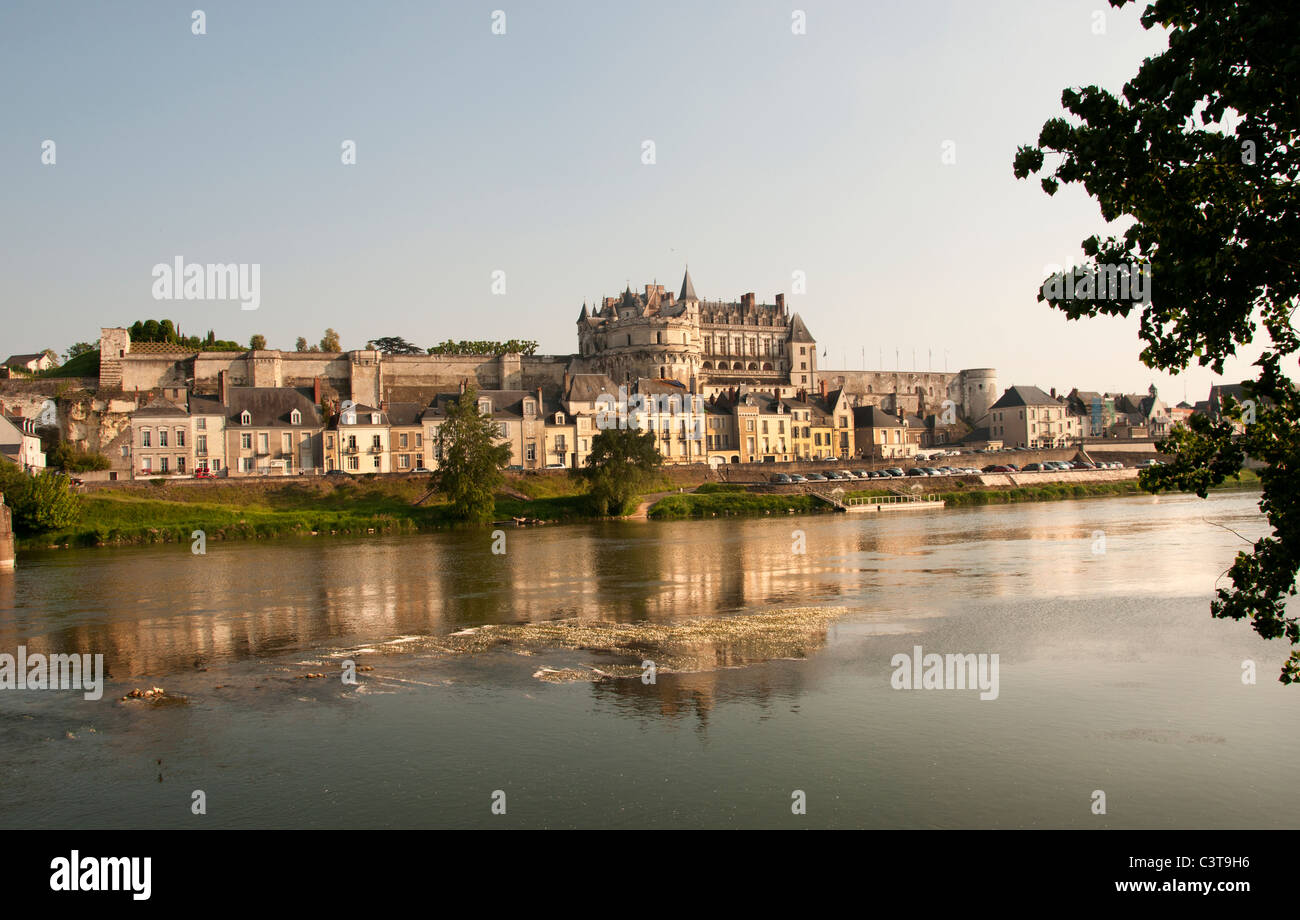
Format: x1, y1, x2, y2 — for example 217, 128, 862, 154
647, 471, 1263, 519
20, 469, 698, 548
20, 468, 1263, 547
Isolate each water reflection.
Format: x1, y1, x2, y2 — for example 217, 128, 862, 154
0, 492, 1271, 684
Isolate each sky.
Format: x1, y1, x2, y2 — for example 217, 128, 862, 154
0, 0, 1271, 404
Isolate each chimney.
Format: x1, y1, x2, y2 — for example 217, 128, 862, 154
313, 376, 321, 405
819, 379, 827, 399
562, 369, 570, 397
742, 292, 756, 311
776, 293, 785, 312
218, 370, 228, 405
537, 386, 544, 415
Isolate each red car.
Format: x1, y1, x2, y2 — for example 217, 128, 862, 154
195, 468, 214, 478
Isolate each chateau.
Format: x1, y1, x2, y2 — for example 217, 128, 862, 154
4, 267, 1000, 476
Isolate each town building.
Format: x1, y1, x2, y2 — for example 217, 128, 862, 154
0, 414, 46, 472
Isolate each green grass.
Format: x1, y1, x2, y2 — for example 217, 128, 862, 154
39, 350, 100, 378
649, 491, 825, 519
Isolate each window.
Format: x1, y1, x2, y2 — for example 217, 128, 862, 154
258, 433, 268, 453
283, 433, 292, 452
526, 444, 536, 462
160, 457, 169, 473
211, 460, 220, 471
159, 430, 168, 447
177, 429, 185, 447
371, 413, 380, 425
241, 433, 252, 450
197, 435, 207, 453
347, 456, 359, 471
415, 433, 423, 447
478, 399, 491, 415
372, 457, 379, 470
290, 409, 301, 425
415, 454, 423, 468
142, 429, 151, 447
196, 417, 206, 430
141, 457, 152, 472
399, 433, 408, 448
398, 454, 410, 469
177, 457, 185, 473
372, 435, 381, 449
241, 411, 252, 425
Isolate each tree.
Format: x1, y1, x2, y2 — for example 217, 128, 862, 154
64, 342, 95, 362
582, 427, 662, 516
368, 336, 424, 355
1013, 0, 1300, 681
249, 334, 267, 351
432, 384, 512, 523
0, 461, 84, 533
320, 328, 341, 352
295, 337, 308, 352
46, 442, 111, 472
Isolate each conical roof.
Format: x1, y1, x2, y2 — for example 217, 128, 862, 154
679, 267, 698, 302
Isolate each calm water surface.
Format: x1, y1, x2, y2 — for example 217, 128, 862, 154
0, 490, 1294, 828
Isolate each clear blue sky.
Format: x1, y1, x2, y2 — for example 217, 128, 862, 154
0, 0, 1264, 403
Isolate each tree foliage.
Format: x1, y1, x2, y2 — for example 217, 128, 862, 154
0, 462, 84, 533
1014, 0, 1300, 680
320, 328, 341, 352
127, 320, 242, 351
64, 342, 95, 361
425, 340, 538, 356
46, 442, 111, 472
249, 334, 267, 351
368, 336, 424, 355
432, 384, 512, 523
582, 427, 662, 516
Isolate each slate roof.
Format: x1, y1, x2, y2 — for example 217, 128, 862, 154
191, 388, 320, 427
679, 268, 698, 302
853, 405, 903, 428
988, 385, 1058, 410
566, 373, 619, 403
788, 313, 815, 343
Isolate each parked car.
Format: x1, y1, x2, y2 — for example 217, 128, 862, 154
770, 473, 792, 484
981, 464, 1011, 473
194, 468, 214, 478
789, 474, 808, 483
906, 468, 928, 477
853, 470, 871, 479
1021, 462, 1044, 472
805, 473, 827, 481
1136, 459, 1163, 468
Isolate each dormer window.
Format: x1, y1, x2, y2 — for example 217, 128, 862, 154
371, 413, 380, 425
290, 409, 301, 425
524, 399, 536, 417
240, 410, 251, 425
556, 412, 565, 425
478, 398, 491, 415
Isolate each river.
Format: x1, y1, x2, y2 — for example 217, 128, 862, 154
0, 490, 1293, 828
